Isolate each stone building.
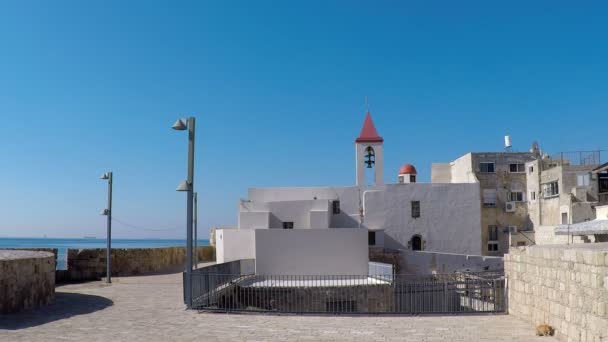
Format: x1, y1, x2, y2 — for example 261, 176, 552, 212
433, 148, 607, 254
432, 151, 536, 256
526, 152, 605, 244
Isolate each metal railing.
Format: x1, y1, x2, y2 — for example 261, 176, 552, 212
547, 151, 602, 167
187, 264, 506, 314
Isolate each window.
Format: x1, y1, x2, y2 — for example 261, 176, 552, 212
411, 201, 420, 218
517, 241, 526, 247
368, 231, 376, 246
398, 176, 405, 183
599, 172, 608, 193
577, 174, 590, 187
561, 213, 568, 225
482, 189, 497, 207
488, 225, 499, 241
332, 200, 340, 214
509, 163, 525, 173
487, 225, 499, 252
509, 191, 524, 202
282, 222, 294, 229
542, 181, 559, 198
530, 191, 536, 201
529, 166, 534, 174
479, 162, 495, 173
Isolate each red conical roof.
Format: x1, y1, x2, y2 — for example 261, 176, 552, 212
355, 112, 383, 143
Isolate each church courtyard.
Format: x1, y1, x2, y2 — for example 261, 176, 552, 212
0, 271, 556, 342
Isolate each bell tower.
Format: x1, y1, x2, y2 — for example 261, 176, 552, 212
355, 112, 384, 186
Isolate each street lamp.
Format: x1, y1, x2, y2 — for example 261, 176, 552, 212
172, 117, 195, 309
194, 192, 198, 269
100, 171, 113, 284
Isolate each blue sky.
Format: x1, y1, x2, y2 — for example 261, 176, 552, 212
1, 1, 607, 239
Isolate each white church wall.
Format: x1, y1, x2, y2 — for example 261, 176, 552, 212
364, 183, 482, 254
215, 228, 255, 264
254, 228, 368, 276
248, 183, 482, 255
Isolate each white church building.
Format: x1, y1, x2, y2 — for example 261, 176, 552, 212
215, 112, 482, 275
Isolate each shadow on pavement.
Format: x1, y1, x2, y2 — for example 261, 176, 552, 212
0, 292, 113, 330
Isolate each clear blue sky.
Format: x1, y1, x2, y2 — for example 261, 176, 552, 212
1, 1, 607, 239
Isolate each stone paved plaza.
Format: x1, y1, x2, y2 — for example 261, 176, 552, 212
0, 271, 558, 342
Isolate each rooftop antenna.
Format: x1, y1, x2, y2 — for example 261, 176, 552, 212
530, 141, 541, 158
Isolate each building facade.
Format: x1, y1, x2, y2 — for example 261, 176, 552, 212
433, 149, 607, 254
215, 112, 484, 274
527, 152, 607, 244
432, 152, 536, 256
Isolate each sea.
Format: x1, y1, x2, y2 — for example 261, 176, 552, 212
0, 237, 210, 270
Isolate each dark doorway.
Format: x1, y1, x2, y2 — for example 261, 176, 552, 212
411, 235, 422, 251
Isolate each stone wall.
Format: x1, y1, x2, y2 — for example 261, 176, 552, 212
218, 283, 395, 313
0, 250, 55, 313
65, 246, 215, 282
505, 243, 608, 341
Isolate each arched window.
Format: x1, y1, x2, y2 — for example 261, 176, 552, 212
410, 235, 423, 251
364, 146, 375, 168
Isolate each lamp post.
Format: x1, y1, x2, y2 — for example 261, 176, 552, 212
100, 171, 113, 284
172, 117, 195, 309
194, 192, 198, 269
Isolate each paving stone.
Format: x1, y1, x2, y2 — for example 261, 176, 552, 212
0, 270, 557, 341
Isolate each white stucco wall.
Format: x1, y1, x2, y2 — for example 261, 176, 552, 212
254, 228, 368, 275
431, 153, 478, 184
430, 163, 452, 183
240, 199, 333, 229
451, 153, 478, 183
238, 211, 270, 230
246, 183, 481, 255
364, 183, 482, 254
215, 228, 255, 264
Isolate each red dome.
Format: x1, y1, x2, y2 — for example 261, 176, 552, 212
399, 164, 417, 175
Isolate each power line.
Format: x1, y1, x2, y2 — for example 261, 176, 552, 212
111, 216, 182, 232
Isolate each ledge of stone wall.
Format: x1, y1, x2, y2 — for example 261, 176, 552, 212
65, 246, 215, 282
5, 248, 58, 268
0, 250, 55, 314
505, 243, 608, 341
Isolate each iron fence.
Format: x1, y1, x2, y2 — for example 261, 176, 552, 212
187, 263, 506, 314
548, 151, 602, 167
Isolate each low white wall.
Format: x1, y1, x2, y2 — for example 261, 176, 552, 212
215, 229, 255, 264
383, 249, 503, 275
254, 228, 368, 275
